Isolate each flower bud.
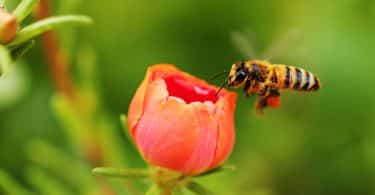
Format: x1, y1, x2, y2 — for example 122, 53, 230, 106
0, 8, 18, 43
127, 64, 237, 175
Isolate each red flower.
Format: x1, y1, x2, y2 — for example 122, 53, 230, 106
127, 64, 237, 175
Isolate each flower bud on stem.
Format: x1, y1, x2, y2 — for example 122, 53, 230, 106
0, 8, 18, 44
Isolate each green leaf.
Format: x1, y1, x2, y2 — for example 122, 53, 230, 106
27, 140, 95, 190
120, 114, 136, 147
195, 165, 236, 178
0, 44, 13, 76
186, 181, 214, 195
12, 0, 39, 22
93, 167, 150, 179
7, 15, 93, 48
50, 94, 91, 150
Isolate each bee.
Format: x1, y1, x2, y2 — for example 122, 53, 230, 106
225, 60, 321, 114
212, 30, 322, 114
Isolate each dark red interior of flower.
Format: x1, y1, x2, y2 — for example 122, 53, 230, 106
164, 74, 219, 103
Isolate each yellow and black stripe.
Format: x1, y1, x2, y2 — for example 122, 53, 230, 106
276, 65, 320, 91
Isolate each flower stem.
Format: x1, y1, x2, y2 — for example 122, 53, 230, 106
145, 185, 173, 195
12, 0, 39, 22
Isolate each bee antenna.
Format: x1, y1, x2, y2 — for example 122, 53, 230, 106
210, 70, 229, 81
215, 80, 227, 96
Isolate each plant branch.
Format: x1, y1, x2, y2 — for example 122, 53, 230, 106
8, 15, 92, 48
13, 0, 39, 22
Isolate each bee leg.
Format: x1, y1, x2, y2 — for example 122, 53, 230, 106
244, 80, 251, 93
255, 96, 268, 115
256, 86, 280, 114
267, 89, 281, 108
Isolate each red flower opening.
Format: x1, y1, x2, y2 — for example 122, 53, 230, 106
127, 64, 237, 175
164, 74, 219, 104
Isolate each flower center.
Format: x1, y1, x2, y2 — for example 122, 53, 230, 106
164, 75, 219, 104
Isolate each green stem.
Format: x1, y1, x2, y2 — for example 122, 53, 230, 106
7, 15, 93, 48
92, 167, 150, 179
0, 44, 12, 76
12, 0, 39, 22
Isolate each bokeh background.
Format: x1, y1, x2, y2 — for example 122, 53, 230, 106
1, 0, 375, 194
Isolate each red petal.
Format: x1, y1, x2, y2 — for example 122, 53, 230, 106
209, 92, 237, 169
135, 79, 199, 171
127, 72, 150, 137
181, 102, 218, 174
128, 64, 179, 137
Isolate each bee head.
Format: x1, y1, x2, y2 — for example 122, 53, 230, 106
228, 61, 248, 87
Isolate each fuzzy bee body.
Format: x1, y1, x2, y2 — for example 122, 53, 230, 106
227, 60, 321, 113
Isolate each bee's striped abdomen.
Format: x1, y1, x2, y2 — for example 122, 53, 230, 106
276, 65, 320, 91
301, 70, 311, 90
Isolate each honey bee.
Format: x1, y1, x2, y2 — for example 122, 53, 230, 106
214, 30, 322, 114
224, 60, 321, 114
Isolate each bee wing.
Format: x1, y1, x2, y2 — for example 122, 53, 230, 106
230, 30, 258, 59
261, 29, 301, 61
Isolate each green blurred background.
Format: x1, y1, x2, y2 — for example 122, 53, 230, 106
1, 0, 375, 194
